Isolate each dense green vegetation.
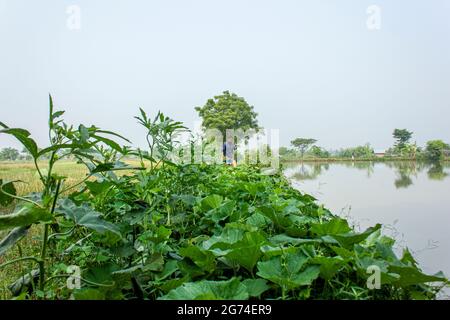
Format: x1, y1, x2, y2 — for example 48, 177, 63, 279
425, 140, 450, 161
0, 97, 448, 300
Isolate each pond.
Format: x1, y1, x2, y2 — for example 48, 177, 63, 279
283, 160, 450, 297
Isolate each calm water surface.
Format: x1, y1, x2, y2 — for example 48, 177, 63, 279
284, 161, 450, 296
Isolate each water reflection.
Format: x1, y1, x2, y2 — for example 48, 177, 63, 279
428, 163, 449, 181
290, 162, 329, 181
284, 161, 450, 189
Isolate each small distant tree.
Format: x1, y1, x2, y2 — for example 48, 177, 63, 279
0, 147, 20, 161
393, 129, 413, 149
337, 144, 374, 159
21, 147, 33, 160
279, 146, 297, 160
279, 146, 290, 156
291, 138, 317, 159
309, 145, 330, 158
425, 140, 450, 161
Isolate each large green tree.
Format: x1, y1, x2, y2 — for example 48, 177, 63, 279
291, 138, 317, 159
195, 91, 259, 137
393, 129, 413, 149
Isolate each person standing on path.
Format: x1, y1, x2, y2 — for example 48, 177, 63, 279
223, 136, 236, 166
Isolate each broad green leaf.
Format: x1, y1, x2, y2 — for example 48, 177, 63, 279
400, 248, 419, 267
95, 129, 131, 143
90, 163, 115, 174
246, 212, 271, 228
52, 110, 65, 119
144, 253, 165, 272
242, 279, 270, 297
84, 264, 118, 286
139, 226, 171, 244
160, 276, 189, 294
243, 183, 260, 196
177, 259, 206, 278
311, 256, 344, 280
171, 194, 198, 207
57, 199, 120, 236
0, 125, 38, 158
225, 231, 266, 272
209, 200, 236, 223
85, 180, 113, 196
330, 246, 354, 259
0, 226, 28, 256
375, 241, 399, 262
258, 206, 291, 229
202, 227, 244, 252
356, 256, 389, 273
0, 180, 17, 206
355, 256, 400, 285
154, 260, 179, 281
311, 218, 351, 236
201, 194, 223, 210
91, 134, 124, 153
330, 224, 382, 248
269, 234, 322, 246
388, 265, 447, 286
179, 245, 216, 273
159, 278, 249, 300
257, 250, 319, 290
260, 245, 299, 258
111, 242, 135, 258
89, 162, 138, 174
409, 291, 431, 300
0, 204, 51, 231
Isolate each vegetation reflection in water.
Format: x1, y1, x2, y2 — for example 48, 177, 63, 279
284, 161, 450, 189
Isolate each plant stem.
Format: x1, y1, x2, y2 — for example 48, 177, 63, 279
38, 179, 62, 291
60, 174, 92, 194
0, 256, 40, 269
0, 183, 42, 207
39, 224, 49, 290
34, 158, 45, 187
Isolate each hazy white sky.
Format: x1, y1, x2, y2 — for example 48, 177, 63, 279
1, 0, 449, 150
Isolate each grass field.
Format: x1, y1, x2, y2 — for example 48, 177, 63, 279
0, 160, 145, 298
0, 161, 88, 197
0, 161, 85, 298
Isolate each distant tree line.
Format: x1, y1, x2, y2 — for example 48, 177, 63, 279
385, 129, 450, 161
0, 147, 32, 161
0, 147, 64, 161
281, 129, 450, 162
